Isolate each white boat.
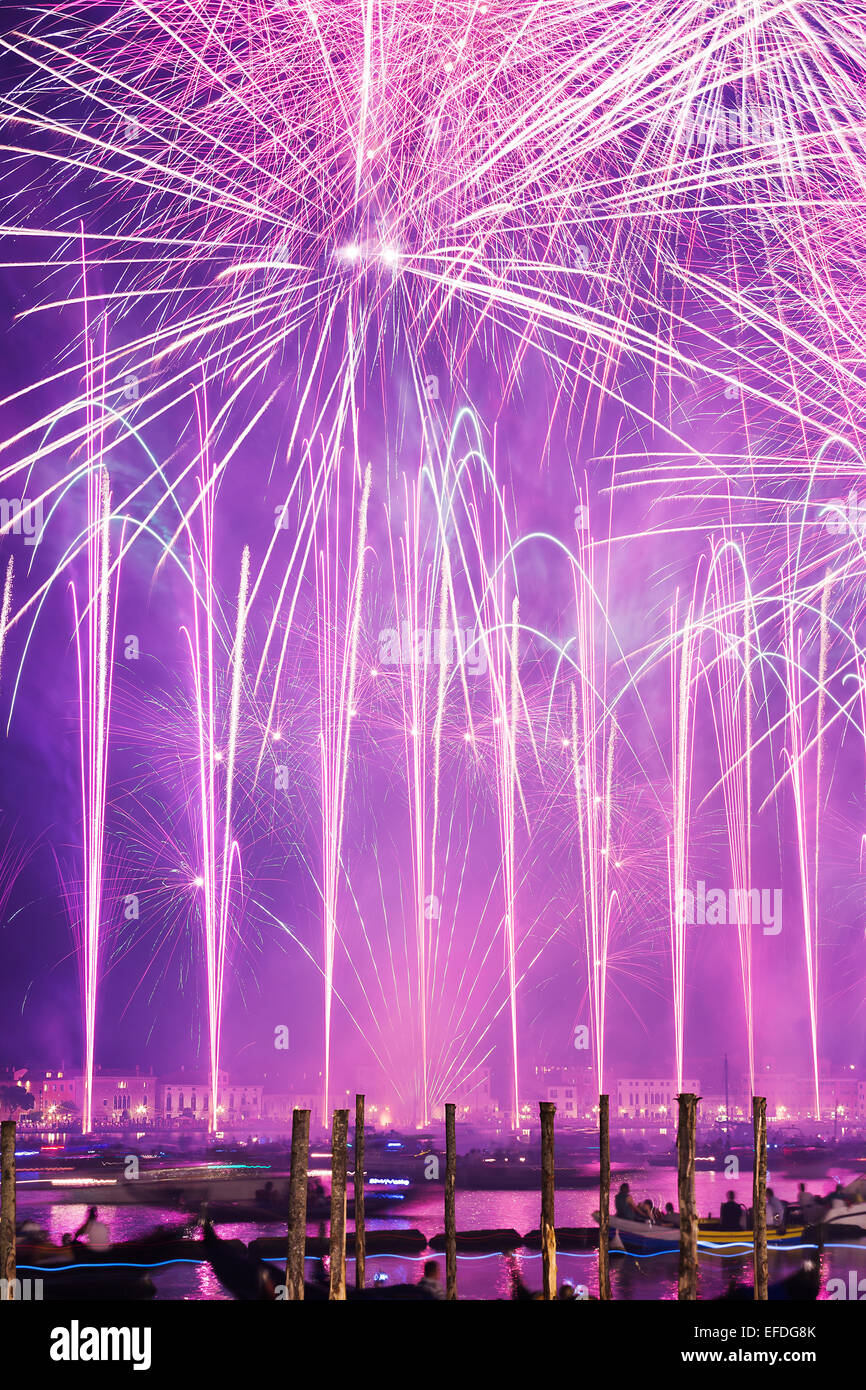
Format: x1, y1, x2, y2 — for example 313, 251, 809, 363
20, 1164, 281, 1206
821, 1201, 866, 1234
811, 1178, 866, 1234
818, 1180, 866, 1234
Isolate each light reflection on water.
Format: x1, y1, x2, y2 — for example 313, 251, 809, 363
17, 1166, 866, 1300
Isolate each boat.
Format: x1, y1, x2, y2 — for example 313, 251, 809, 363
522, 1226, 597, 1251
816, 1177, 866, 1236
32, 1167, 279, 1207
428, 1227, 523, 1252
18, 1224, 204, 1266
202, 1220, 283, 1299
595, 1212, 807, 1255
205, 1223, 436, 1299
248, 1227, 429, 1259
696, 1217, 806, 1247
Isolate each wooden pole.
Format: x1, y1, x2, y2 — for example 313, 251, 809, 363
329, 1108, 349, 1300
354, 1094, 365, 1290
598, 1094, 611, 1300
540, 1100, 557, 1300
676, 1092, 699, 1300
286, 1108, 310, 1300
444, 1102, 457, 1300
0, 1121, 15, 1298
752, 1095, 768, 1300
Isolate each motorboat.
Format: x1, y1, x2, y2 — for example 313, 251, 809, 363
595, 1211, 806, 1255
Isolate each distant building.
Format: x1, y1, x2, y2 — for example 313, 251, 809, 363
452, 1066, 497, 1120
700, 1093, 748, 1125
157, 1072, 264, 1125
261, 1091, 322, 1128
20, 1069, 82, 1119
616, 1078, 701, 1120
537, 1065, 596, 1120
756, 1065, 863, 1122
91, 1071, 155, 1124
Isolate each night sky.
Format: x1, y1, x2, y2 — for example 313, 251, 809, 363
1, 2, 865, 1121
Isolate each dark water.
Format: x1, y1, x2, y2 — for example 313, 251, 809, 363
18, 1166, 866, 1300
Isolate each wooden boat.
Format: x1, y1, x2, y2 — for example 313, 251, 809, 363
18, 1222, 206, 1272
428, 1227, 523, 1252
697, 1217, 806, 1247
202, 1221, 283, 1299
248, 1227, 429, 1259
596, 1212, 806, 1255
205, 1224, 437, 1299
522, 1225, 597, 1251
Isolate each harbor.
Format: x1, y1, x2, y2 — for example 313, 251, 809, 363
5, 1098, 866, 1302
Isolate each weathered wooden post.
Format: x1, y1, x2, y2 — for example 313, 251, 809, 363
329, 1108, 349, 1300
540, 1100, 557, 1300
598, 1094, 611, 1300
445, 1102, 457, 1300
677, 1092, 699, 1300
286, 1108, 310, 1300
354, 1094, 365, 1290
0, 1120, 15, 1298
752, 1095, 768, 1300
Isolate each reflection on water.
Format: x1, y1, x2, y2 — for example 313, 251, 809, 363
17, 1165, 866, 1300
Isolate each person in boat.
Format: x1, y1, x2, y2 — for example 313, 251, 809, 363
417, 1259, 446, 1299
72, 1206, 110, 1250
614, 1181, 649, 1222
794, 1181, 820, 1216
766, 1188, 784, 1228
720, 1191, 746, 1230
657, 1201, 679, 1226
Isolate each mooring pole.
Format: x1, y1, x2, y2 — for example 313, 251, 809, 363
0, 1120, 15, 1297
445, 1102, 457, 1300
599, 1094, 611, 1299
752, 1095, 768, 1300
540, 1100, 557, 1300
329, 1108, 349, 1300
677, 1092, 699, 1300
286, 1107, 310, 1300
354, 1094, 365, 1290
